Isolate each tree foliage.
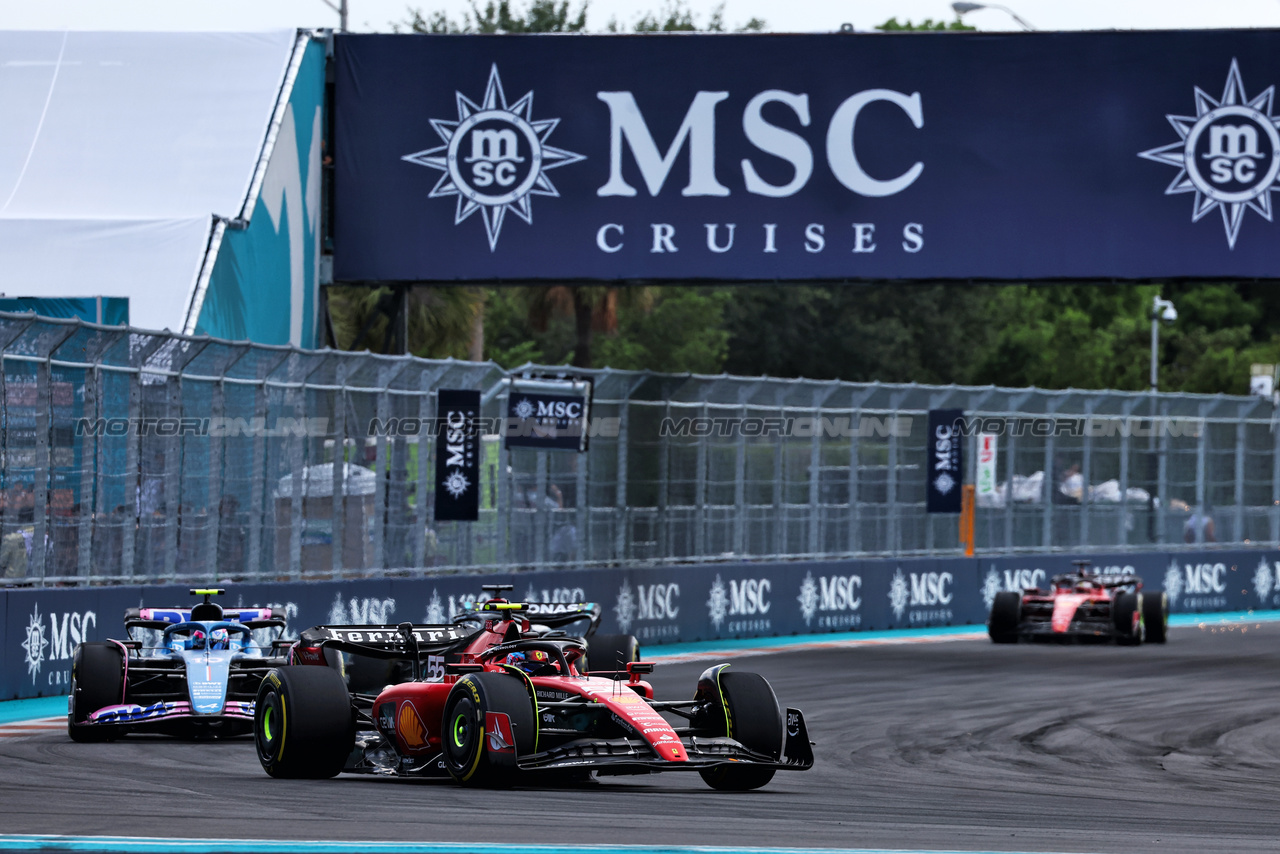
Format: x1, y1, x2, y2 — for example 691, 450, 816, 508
875, 17, 974, 32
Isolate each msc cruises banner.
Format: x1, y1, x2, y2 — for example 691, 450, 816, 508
334, 31, 1280, 282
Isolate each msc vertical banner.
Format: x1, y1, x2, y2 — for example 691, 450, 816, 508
927, 409, 964, 513
334, 31, 1280, 283
435, 389, 480, 521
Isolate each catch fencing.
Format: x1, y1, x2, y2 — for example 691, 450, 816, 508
0, 311, 1275, 586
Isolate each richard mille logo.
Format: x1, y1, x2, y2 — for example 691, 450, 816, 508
1139, 59, 1280, 249
402, 64, 586, 251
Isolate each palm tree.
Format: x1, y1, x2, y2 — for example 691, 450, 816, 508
326, 285, 485, 359
520, 285, 655, 368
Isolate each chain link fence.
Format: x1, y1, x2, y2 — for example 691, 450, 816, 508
1, 311, 1275, 587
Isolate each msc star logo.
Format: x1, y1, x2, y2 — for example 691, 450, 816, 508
403, 64, 586, 251
443, 471, 471, 499
706, 575, 728, 631
1139, 59, 1280, 249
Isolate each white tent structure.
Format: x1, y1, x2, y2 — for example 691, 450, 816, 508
0, 30, 322, 345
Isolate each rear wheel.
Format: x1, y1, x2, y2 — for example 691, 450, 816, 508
255, 666, 354, 778
68, 642, 124, 743
441, 672, 536, 787
1113, 591, 1141, 645
1142, 591, 1168, 644
696, 667, 781, 791
583, 633, 640, 674
988, 592, 1021, 644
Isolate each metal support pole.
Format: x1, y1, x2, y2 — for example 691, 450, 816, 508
1157, 401, 1169, 545
1235, 413, 1246, 544
122, 370, 141, 580
1118, 402, 1133, 548
615, 399, 628, 562
847, 406, 860, 556
1195, 403, 1208, 544
1080, 404, 1095, 548
246, 382, 268, 579
1004, 422, 1016, 550
807, 407, 822, 557
1042, 430, 1055, 548
534, 450, 548, 566
694, 403, 707, 558
887, 412, 899, 555
332, 365, 348, 575
411, 371, 430, 571
372, 382, 390, 571
32, 359, 49, 582
733, 403, 746, 556
658, 401, 670, 559
76, 367, 97, 580
162, 374, 182, 580
205, 379, 226, 580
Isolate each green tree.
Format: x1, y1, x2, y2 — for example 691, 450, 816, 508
326, 285, 483, 359
875, 17, 974, 32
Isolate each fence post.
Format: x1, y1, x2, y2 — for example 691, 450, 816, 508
162, 369, 182, 580
331, 361, 348, 575
246, 379, 268, 580
77, 366, 97, 580
1194, 402, 1208, 544
807, 406, 821, 557
733, 401, 746, 556
205, 376, 225, 580
122, 368, 142, 580
1235, 409, 1246, 543
1118, 400, 1133, 547
658, 400, 670, 559
694, 402, 707, 558
33, 358, 50, 582
615, 398, 629, 562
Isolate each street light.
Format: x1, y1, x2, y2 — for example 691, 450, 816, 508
1150, 296, 1177, 393
320, 0, 349, 32
952, 2, 1036, 31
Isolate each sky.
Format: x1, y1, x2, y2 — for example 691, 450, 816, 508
3, 0, 1280, 35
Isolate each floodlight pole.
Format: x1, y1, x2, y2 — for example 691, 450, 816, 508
321, 0, 349, 32
951, 2, 1036, 31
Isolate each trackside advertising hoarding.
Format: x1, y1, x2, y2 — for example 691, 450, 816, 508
334, 31, 1280, 283
4, 550, 1278, 699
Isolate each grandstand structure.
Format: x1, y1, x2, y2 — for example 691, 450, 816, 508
0, 30, 324, 347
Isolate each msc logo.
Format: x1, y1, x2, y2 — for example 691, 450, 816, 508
403, 65, 586, 251
981, 567, 1046, 608
1140, 59, 1280, 249
615, 580, 680, 634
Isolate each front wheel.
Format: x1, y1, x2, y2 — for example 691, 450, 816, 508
1113, 591, 1141, 646
987, 592, 1021, 644
1142, 591, 1168, 644
695, 666, 781, 791
68, 642, 124, 743
441, 672, 536, 787
255, 666, 354, 779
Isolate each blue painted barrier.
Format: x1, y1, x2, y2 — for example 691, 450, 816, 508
4, 549, 1277, 700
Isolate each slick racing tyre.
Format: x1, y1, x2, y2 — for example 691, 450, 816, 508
1113, 591, 1142, 645
255, 666, 354, 779
987, 592, 1022, 644
441, 672, 536, 787
583, 633, 641, 674
695, 666, 782, 791
1142, 591, 1169, 644
68, 642, 124, 743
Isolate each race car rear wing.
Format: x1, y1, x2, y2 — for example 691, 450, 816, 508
297, 623, 478, 660
454, 601, 602, 634
123, 607, 286, 632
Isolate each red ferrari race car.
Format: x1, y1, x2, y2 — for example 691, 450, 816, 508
988, 560, 1168, 644
255, 593, 813, 790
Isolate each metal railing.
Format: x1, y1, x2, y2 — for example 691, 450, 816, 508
1, 311, 1275, 586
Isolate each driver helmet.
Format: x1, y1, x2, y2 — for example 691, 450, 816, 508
189, 629, 206, 649
209, 628, 230, 650
504, 650, 552, 674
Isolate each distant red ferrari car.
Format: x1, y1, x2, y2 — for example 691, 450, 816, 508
255, 591, 813, 790
988, 560, 1168, 644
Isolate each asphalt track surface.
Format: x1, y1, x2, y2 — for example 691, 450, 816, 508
5, 622, 1280, 854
